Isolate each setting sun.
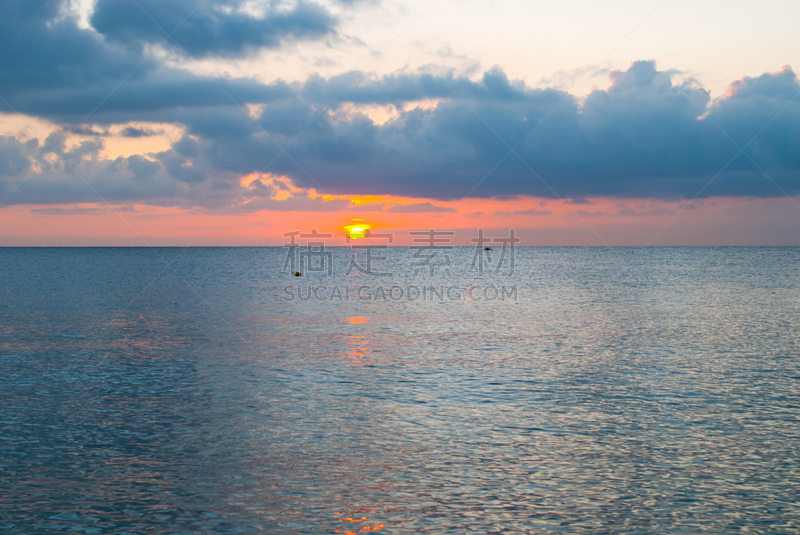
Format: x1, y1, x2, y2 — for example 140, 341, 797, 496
345, 222, 371, 240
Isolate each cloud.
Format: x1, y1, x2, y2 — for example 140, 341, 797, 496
1, 0, 146, 96
245, 62, 797, 201
67, 125, 108, 136
0, 136, 32, 177
563, 197, 592, 205
0, 0, 296, 123
90, 0, 338, 58
120, 126, 154, 138
31, 206, 109, 215
574, 210, 605, 218
300, 67, 533, 105
494, 208, 553, 217
386, 202, 456, 213
615, 206, 673, 217
1, 3, 799, 212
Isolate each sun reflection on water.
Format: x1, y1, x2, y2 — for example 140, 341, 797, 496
342, 317, 372, 366
333, 509, 384, 534
342, 336, 370, 366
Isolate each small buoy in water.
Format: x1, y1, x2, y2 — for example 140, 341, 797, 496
294, 271, 302, 277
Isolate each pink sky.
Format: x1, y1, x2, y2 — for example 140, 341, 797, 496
3, 194, 799, 246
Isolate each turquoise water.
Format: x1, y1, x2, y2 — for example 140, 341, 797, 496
1, 247, 799, 533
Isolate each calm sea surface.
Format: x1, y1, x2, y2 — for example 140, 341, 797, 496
1, 247, 799, 534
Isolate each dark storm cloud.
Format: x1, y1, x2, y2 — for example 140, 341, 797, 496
0, 1, 798, 207
91, 0, 337, 58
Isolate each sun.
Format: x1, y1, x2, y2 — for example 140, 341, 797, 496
344, 221, 371, 240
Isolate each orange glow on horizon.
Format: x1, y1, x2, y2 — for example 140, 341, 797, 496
2, 194, 798, 246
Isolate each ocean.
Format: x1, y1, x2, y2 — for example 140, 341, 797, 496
1, 247, 799, 533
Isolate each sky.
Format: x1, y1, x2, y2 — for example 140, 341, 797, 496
1, 0, 799, 245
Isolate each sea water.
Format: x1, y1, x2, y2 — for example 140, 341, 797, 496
1, 247, 799, 533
